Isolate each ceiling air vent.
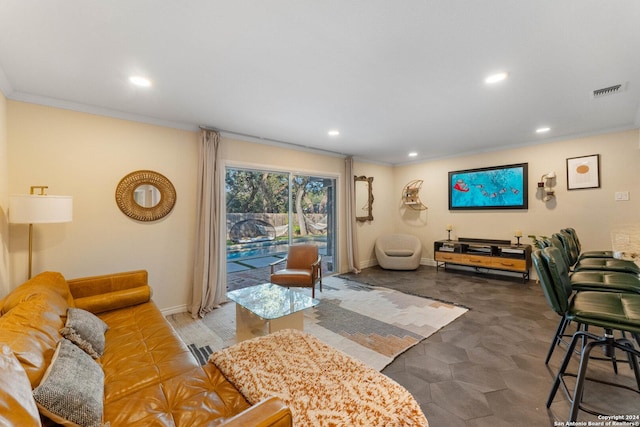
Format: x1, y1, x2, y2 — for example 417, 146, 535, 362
592, 82, 626, 98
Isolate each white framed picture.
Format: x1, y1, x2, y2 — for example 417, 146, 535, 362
566, 154, 600, 190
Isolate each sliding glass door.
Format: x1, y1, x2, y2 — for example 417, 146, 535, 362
225, 167, 336, 287
291, 174, 336, 273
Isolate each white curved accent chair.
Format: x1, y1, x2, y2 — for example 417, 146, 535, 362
375, 234, 422, 270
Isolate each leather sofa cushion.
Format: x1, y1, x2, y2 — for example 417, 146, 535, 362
98, 301, 252, 425
98, 301, 200, 402
0, 271, 74, 315
104, 364, 252, 426
270, 270, 313, 286
0, 345, 42, 427
0, 291, 67, 387
0, 272, 73, 388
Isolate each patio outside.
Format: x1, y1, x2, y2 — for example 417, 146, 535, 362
226, 242, 333, 292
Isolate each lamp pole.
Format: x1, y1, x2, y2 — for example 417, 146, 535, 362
27, 186, 48, 278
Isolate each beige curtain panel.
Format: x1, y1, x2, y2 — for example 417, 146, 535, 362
345, 156, 361, 273
190, 129, 226, 318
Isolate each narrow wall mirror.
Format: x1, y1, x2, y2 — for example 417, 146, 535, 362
115, 170, 176, 221
354, 175, 374, 222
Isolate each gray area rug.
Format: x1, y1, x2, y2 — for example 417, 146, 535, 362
167, 276, 467, 370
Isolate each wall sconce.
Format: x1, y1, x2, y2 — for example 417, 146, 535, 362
537, 171, 556, 202
9, 186, 73, 278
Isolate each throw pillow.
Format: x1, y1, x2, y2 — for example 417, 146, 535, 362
60, 308, 108, 359
33, 338, 104, 427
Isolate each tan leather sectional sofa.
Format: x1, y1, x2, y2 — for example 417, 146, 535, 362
0, 270, 292, 426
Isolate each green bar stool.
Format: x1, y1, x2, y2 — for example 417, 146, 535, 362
534, 247, 640, 422
561, 228, 614, 260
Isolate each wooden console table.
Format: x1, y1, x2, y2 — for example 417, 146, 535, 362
434, 238, 532, 282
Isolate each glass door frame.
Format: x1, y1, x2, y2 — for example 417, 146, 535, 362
224, 161, 339, 275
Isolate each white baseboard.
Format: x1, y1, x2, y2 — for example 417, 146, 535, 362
161, 304, 188, 316
421, 258, 437, 267
359, 258, 378, 269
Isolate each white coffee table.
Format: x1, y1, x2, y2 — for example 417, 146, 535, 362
227, 283, 319, 341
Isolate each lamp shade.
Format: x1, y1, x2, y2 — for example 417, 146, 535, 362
9, 195, 73, 224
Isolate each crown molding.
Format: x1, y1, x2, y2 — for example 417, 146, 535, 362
8, 90, 199, 132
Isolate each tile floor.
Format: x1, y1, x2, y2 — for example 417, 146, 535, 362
341, 265, 640, 427
227, 263, 640, 426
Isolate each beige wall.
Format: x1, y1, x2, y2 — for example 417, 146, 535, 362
393, 129, 640, 269
351, 162, 395, 267
7, 101, 199, 311
0, 90, 8, 296
4, 98, 639, 304
5, 102, 354, 310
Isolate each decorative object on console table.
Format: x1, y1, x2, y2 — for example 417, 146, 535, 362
9, 186, 73, 278
515, 229, 522, 246
434, 237, 532, 283
446, 224, 453, 241
567, 154, 600, 190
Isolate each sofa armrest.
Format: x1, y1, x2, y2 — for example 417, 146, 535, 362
68, 270, 151, 314
220, 396, 292, 427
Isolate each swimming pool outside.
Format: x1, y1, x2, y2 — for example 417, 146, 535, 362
226, 238, 327, 261
226, 239, 332, 286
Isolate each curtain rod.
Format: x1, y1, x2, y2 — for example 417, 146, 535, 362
199, 125, 220, 132
198, 125, 348, 158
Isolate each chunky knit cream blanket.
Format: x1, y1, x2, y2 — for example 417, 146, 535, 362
210, 329, 428, 427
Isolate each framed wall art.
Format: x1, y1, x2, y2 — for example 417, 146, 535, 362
566, 154, 600, 190
448, 163, 528, 210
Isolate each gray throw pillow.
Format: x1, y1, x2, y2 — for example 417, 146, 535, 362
60, 308, 108, 359
33, 338, 104, 427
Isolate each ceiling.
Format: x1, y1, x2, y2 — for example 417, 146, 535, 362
1, 1, 639, 165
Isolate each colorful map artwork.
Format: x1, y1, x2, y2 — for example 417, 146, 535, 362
450, 165, 525, 209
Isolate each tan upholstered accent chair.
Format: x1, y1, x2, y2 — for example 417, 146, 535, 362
270, 245, 322, 297
375, 233, 422, 270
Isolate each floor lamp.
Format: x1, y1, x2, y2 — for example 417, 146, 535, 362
9, 186, 73, 279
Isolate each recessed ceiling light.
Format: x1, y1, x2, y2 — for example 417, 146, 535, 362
328, 130, 340, 136
408, 152, 418, 157
536, 127, 551, 133
129, 76, 152, 87
485, 72, 508, 84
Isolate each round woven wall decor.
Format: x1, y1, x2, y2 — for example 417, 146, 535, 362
115, 170, 176, 221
